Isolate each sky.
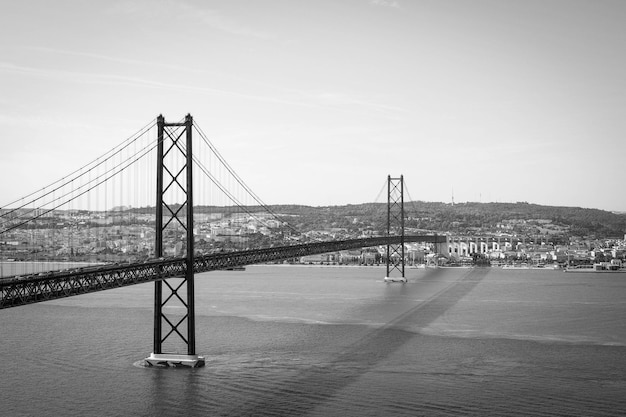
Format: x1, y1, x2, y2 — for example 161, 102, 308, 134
1, 0, 625, 212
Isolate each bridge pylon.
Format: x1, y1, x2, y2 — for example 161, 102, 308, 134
384, 175, 407, 283
145, 114, 205, 368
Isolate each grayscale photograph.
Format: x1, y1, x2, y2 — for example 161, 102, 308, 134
1, 1, 625, 416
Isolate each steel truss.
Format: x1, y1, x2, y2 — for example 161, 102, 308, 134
0, 258, 185, 308
153, 114, 197, 357
386, 175, 405, 279
1, 235, 446, 309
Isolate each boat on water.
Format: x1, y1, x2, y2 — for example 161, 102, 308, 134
502, 263, 530, 270
564, 261, 626, 273
502, 263, 548, 270
503, 265, 531, 270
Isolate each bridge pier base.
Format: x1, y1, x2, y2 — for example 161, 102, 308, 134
145, 353, 206, 368
384, 276, 407, 283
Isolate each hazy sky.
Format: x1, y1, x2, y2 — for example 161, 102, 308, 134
1, 0, 625, 211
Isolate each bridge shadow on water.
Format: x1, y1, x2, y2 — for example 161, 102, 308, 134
229, 267, 491, 416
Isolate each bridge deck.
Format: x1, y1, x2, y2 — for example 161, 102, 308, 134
0, 235, 445, 309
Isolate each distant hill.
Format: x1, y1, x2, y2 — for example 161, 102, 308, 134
426, 201, 626, 239
263, 202, 626, 239
139, 202, 626, 239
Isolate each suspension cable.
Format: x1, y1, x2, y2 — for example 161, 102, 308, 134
0, 118, 157, 216
192, 123, 306, 239
0, 135, 157, 229
403, 179, 424, 229
0, 136, 159, 235
373, 179, 387, 204
193, 123, 285, 221
179, 138, 304, 238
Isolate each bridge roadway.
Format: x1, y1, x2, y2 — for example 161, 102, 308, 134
0, 235, 445, 309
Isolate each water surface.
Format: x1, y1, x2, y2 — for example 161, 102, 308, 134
1, 265, 625, 416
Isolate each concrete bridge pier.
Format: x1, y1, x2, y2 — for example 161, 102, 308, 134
435, 236, 450, 259
145, 353, 205, 368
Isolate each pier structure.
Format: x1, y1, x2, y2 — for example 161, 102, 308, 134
145, 114, 205, 368
384, 175, 407, 283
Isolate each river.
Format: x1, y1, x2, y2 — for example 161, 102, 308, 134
1, 265, 625, 416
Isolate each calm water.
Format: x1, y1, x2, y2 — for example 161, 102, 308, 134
1, 265, 625, 416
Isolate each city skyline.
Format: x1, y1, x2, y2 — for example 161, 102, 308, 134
1, 0, 625, 212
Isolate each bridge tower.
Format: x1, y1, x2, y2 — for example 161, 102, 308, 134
145, 114, 205, 368
384, 175, 406, 283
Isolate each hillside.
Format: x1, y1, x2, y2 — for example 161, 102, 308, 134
262, 202, 626, 240
144, 201, 626, 240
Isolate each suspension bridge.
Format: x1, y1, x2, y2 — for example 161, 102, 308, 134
0, 114, 447, 367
